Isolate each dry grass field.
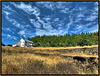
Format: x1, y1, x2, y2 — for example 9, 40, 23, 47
2, 45, 98, 74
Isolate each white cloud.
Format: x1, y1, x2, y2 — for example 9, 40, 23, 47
80, 3, 98, 22
7, 35, 11, 37
2, 4, 16, 17
35, 22, 41, 28
30, 19, 41, 28
2, 2, 99, 37
5, 28, 11, 31
43, 23, 53, 29
36, 2, 55, 11
2, 34, 6, 36
36, 1, 71, 13
60, 10, 67, 13
2, 4, 14, 12
3, 11, 10, 15
30, 19, 35, 23
88, 25, 98, 33
23, 35, 26, 38
43, 17, 51, 22
76, 25, 82, 29
11, 2, 40, 16
84, 23, 98, 33
5, 15, 22, 29
54, 18, 59, 22
17, 29, 34, 38
4, 14, 31, 29
56, 2, 71, 10
12, 32, 14, 34
65, 15, 73, 33
86, 23, 92, 27
86, 15, 98, 21
56, 2, 66, 9
94, 6, 98, 12
7, 34, 17, 40
2, 28, 16, 35
60, 7, 69, 14
35, 24, 69, 36
77, 13, 84, 18
18, 30, 25, 36
94, 2, 98, 6
93, 2, 98, 15
35, 29, 59, 36
89, 29, 98, 33
34, 21, 41, 28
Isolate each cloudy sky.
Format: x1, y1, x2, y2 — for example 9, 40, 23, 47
2, 1, 99, 45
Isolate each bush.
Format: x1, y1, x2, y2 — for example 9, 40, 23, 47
56, 62, 78, 74
78, 40, 88, 46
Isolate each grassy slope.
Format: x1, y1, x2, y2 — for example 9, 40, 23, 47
2, 45, 98, 74
3, 45, 98, 50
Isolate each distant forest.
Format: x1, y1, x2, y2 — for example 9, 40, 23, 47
28, 32, 99, 47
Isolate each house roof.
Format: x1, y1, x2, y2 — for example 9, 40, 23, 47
13, 39, 33, 45
24, 39, 33, 43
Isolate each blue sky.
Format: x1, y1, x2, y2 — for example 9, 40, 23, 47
2, 1, 99, 45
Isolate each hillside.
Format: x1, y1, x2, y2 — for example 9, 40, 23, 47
2, 45, 98, 74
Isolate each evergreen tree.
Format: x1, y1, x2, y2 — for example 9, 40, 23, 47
28, 32, 98, 47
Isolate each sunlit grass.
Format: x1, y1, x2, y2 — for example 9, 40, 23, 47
61, 52, 98, 58
2, 45, 98, 74
2, 45, 98, 51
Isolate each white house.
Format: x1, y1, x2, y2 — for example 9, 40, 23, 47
12, 38, 35, 47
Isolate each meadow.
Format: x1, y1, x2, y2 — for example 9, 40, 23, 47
2, 45, 98, 74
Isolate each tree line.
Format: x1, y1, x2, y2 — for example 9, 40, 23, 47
28, 32, 98, 47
